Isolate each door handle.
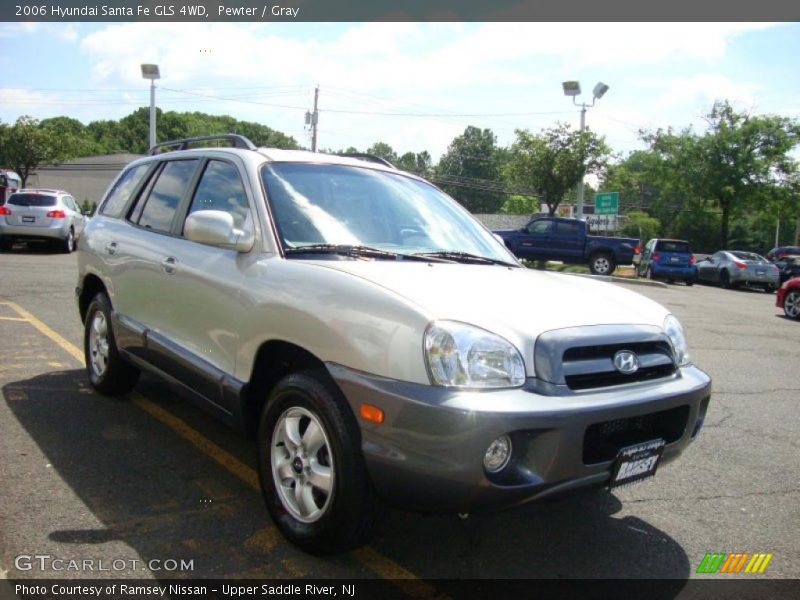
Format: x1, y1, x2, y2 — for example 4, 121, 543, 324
105, 242, 118, 255
161, 256, 177, 274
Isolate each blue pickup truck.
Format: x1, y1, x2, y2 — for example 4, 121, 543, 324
494, 217, 639, 276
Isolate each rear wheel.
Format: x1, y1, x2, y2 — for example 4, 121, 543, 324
62, 228, 75, 253
258, 370, 378, 555
720, 270, 731, 289
84, 293, 139, 395
784, 290, 800, 320
589, 253, 616, 276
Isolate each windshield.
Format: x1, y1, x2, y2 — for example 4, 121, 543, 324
8, 193, 57, 207
261, 163, 517, 264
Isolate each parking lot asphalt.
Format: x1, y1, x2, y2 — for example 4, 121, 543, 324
0, 246, 798, 584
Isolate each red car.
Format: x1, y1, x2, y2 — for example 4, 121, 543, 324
776, 276, 800, 320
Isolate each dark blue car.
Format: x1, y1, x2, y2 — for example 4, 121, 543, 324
638, 238, 696, 285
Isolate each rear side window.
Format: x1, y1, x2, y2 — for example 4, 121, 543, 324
101, 164, 152, 218
555, 221, 580, 235
8, 194, 57, 207
186, 160, 250, 229
137, 160, 199, 233
655, 240, 691, 253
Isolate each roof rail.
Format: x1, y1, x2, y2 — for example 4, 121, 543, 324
338, 152, 396, 169
149, 134, 257, 155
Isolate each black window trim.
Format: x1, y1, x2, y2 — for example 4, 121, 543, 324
174, 156, 254, 239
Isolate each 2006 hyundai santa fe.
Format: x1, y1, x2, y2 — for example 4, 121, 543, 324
76, 134, 712, 554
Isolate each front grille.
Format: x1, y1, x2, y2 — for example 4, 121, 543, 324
563, 341, 676, 391
583, 405, 689, 464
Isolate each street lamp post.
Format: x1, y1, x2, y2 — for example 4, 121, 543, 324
562, 80, 609, 220
140, 64, 161, 150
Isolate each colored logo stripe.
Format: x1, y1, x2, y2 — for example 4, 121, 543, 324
697, 552, 773, 574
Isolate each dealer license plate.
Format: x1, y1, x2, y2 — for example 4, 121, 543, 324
22, 216, 35, 223
609, 439, 665, 488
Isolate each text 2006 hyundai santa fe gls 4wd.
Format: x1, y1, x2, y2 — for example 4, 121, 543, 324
76, 134, 711, 554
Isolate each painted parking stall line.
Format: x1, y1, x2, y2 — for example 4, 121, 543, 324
1, 299, 438, 595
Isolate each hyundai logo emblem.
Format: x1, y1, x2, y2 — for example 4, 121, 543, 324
613, 350, 640, 375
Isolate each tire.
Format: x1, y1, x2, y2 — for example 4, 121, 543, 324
646, 266, 655, 280
589, 253, 616, 276
84, 293, 139, 395
685, 279, 694, 287
62, 228, 75, 253
764, 285, 775, 294
784, 290, 800, 320
720, 270, 731, 289
258, 370, 378, 555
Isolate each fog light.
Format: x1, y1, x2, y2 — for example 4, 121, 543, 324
484, 435, 512, 472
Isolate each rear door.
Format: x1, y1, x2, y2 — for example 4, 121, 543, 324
550, 219, 583, 261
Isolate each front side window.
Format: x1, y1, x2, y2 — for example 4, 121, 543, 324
527, 220, 551, 234
186, 160, 250, 229
138, 160, 199, 233
261, 163, 515, 263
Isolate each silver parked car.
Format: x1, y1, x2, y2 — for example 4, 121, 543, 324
0, 188, 86, 252
696, 250, 780, 292
76, 135, 711, 554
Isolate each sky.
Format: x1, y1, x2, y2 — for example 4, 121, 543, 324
1, 21, 799, 161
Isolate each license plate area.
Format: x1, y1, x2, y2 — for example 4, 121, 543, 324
22, 216, 35, 223
609, 438, 665, 488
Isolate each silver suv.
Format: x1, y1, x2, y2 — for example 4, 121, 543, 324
77, 135, 712, 554
1, 188, 86, 252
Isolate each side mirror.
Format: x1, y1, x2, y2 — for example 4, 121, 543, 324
185, 210, 254, 253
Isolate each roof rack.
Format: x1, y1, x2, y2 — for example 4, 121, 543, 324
148, 134, 257, 155
338, 152, 396, 169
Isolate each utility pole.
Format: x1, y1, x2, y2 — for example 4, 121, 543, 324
311, 86, 319, 153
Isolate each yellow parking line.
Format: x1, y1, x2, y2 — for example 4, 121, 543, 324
0, 316, 28, 322
4, 301, 84, 363
3, 300, 435, 593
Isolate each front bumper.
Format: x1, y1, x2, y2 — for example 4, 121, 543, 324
329, 363, 711, 513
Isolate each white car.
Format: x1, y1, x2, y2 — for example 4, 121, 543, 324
0, 188, 86, 252
77, 134, 712, 554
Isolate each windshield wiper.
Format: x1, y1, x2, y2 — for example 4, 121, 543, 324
411, 250, 518, 267
284, 244, 448, 262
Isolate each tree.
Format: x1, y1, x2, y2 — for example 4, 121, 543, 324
642, 101, 800, 247
365, 142, 397, 164
619, 210, 660, 244
506, 123, 610, 216
500, 194, 539, 215
434, 126, 506, 213
0, 116, 74, 186
395, 151, 432, 175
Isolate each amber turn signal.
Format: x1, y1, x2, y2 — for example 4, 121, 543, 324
360, 403, 384, 424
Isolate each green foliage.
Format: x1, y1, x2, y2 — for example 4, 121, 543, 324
0, 116, 76, 186
507, 123, 610, 216
434, 126, 507, 213
619, 210, 660, 245
500, 194, 539, 215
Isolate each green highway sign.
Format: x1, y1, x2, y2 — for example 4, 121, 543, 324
595, 192, 619, 215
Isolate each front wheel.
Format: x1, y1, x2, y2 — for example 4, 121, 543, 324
258, 370, 378, 555
589, 253, 616, 276
784, 290, 800, 320
84, 293, 139, 395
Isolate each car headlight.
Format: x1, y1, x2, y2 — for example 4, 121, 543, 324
424, 321, 525, 388
663, 314, 691, 367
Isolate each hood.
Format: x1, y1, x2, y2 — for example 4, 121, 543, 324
307, 260, 670, 340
